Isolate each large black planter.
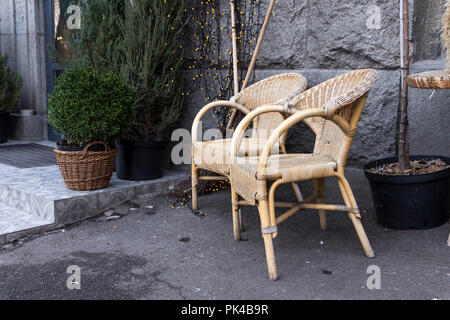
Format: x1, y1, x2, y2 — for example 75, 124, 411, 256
364, 155, 450, 230
115, 140, 167, 181
0, 113, 9, 143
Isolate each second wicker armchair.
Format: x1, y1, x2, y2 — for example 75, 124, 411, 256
229, 69, 379, 280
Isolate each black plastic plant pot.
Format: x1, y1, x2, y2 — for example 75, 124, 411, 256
115, 140, 167, 181
364, 155, 450, 230
0, 113, 9, 143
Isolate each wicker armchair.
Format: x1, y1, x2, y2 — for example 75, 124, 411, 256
229, 69, 379, 280
191, 73, 308, 211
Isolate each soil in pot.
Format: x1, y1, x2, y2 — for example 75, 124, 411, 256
0, 113, 9, 143
365, 155, 450, 230
56, 141, 115, 152
115, 140, 167, 181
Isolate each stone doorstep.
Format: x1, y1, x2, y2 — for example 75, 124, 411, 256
0, 166, 188, 245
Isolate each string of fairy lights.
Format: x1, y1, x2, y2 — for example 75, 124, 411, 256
171, 0, 264, 210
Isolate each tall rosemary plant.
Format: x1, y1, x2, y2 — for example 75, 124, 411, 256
120, 0, 186, 141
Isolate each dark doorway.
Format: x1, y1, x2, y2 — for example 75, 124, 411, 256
44, 0, 78, 142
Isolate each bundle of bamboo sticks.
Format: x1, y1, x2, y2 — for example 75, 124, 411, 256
442, 0, 450, 69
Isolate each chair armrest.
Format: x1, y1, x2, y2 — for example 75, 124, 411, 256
256, 108, 354, 175
191, 101, 251, 142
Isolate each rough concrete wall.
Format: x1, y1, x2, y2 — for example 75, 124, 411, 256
409, 1, 449, 158
0, 0, 47, 116
408, 61, 450, 157
413, 0, 447, 61
183, 0, 404, 167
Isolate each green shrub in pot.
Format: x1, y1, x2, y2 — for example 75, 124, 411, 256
51, 0, 186, 180
115, 0, 186, 180
48, 67, 135, 148
0, 54, 23, 143
48, 66, 135, 191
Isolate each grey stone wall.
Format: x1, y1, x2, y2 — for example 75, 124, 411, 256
0, 0, 47, 115
0, 0, 447, 163
408, 60, 450, 156
409, 0, 449, 158
182, 0, 450, 168
183, 0, 402, 167
413, 0, 447, 61
0, 0, 47, 140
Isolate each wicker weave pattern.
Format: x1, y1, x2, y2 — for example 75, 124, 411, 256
191, 73, 308, 210
289, 69, 378, 166
234, 73, 308, 139
230, 69, 379, 204
55, 141, 117, 191
231, 154, 336, 205
228, 70, 378, 280
192, 138, 281, 175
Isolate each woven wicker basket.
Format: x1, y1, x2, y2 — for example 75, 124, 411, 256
55, 141, 117, 191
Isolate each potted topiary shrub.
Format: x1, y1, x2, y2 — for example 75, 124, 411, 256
48, 67, 134, 191
50, 0, 186, 181
0, 54, 23, 143
115, 0, 186, 180
364, 1, 450, 230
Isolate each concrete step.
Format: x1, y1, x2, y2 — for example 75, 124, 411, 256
0, 165, 188, 244
0, 202, 53, 242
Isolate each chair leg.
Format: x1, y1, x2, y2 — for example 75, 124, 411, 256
313, 179, 327, 230
238, 209, 245, 232
291, 183, 304, 202
258, 199, 279, 281
262, 233, 278, 281
348, 213, 375, 258
191, 163, 199, 211
231, 187, 241, 241
335, 173, 375, 258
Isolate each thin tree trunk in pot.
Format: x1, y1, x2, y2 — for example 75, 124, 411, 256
399, 0, 410, 171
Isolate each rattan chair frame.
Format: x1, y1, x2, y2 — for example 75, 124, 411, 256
229, 69, 379, 280
191, 73, 308, 213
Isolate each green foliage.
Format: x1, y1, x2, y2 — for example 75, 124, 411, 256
48, 67, 135, 147
0, 54, 23, 114
49, 0, 125, 73
51, 0, 186, 141
119, 0, 186, 140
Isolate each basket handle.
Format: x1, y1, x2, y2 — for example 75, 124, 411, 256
81, 141, 111, 158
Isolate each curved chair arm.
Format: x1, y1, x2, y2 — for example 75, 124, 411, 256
256, 108, 354, 176
191, 101, 251, 142
230, 104, 288, 158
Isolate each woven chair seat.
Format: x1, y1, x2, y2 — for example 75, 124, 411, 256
231, 154, 337, 204
193, 138, 279, 175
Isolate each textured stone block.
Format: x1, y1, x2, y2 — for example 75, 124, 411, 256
254, 0, 308, 68
306, 0, 400, 69
408, 61, 450, 157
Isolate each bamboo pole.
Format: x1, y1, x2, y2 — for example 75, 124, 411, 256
230, 0, 240, 97
227, 0, 276, 129
242, 0, 276, 90
399, 0, 410, 171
